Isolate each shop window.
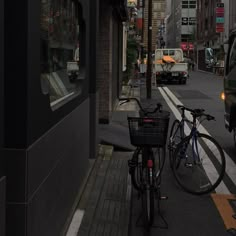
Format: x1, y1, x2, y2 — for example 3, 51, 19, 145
40, 0, 85, 109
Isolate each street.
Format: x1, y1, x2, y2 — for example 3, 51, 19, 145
129, 70, 236, 236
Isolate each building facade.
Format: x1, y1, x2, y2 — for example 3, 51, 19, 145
197, 0, 224, 71
0, 0, 127, 235
165, 0, 182, 48
142, 0, 166, 51
165, 0, 196, 56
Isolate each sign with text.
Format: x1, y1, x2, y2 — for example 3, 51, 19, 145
180, 42, 194, 51
216, 17, 224, 23
216, 3, 224, 33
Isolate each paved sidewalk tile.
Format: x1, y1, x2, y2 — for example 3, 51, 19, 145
77, 145, 132, 236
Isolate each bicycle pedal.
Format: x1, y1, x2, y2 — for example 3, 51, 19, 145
159, 196, 168, 200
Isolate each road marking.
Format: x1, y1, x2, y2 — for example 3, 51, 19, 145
66, 209, 84, 236
158, 87, 230, 194
211, 193, 236, 230
162, 87, 236, 186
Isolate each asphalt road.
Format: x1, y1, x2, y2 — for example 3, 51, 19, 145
129, 70, 236, 236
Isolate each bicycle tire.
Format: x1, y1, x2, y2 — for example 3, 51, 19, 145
168, 120, 183, 168
130, 148, 165, 192
172, 133, 226, 195
142, 168, 155, 230
129, 148, 143, 192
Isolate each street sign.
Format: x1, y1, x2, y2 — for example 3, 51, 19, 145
216, 3, 224, 33
216, 2, 224, 8
216, 17, 224, 23
216, 27, 224, 33
216, 12, 224, 17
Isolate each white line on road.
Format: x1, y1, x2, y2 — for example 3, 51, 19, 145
66, 209, 85, 236
158, 87, 230, 194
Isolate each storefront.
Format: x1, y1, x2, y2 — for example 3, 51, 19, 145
1, 0, 128, 235
2, 0, 97, 235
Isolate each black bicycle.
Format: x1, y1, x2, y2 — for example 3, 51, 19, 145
168, 105, 226, 195
119, 97, 170, 231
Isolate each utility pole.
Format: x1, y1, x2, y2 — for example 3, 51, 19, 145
146, 0, 152, 99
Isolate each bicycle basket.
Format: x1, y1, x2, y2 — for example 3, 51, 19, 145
127, 111, 170, 147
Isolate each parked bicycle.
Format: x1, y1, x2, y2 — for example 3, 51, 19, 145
119, 97, 170, 231
168, 105, 226, 195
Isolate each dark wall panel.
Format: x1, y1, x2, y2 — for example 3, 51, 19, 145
0, 0, 3, 150
5, 99, 90, 236
0, 177, 6, 236
4, 0, 28, 148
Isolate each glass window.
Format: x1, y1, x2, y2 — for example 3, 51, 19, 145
163, 50, 168, 55
189, 1, 196, 8
40, 0, 84, 109
182, 1, 188, 8
189, 17, 196, 25
229, 38, 236, 73
182, 17, 188, 25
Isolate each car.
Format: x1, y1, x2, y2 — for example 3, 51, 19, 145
223, 29, 236, 146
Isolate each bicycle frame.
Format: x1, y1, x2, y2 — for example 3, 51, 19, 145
179, 114, 202, 165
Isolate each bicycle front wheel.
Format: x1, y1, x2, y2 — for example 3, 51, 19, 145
142, 168, 154, 230
172, 133, 225, 195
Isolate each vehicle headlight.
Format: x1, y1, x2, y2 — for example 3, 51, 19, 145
220, 92, 225, 100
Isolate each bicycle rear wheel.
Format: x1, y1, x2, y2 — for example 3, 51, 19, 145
129, 148, 143, 192
168, 120, 183, 167
172, 133, 225, 195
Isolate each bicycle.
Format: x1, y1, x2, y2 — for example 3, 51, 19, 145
168, 105, 226, 195
119, 97, 170, 231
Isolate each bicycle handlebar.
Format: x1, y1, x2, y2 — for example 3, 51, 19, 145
119, 97, 162, 116
177, 105, 215, 121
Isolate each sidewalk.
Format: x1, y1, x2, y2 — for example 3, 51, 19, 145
65, 86, 140, 236
76, 145, 132, 236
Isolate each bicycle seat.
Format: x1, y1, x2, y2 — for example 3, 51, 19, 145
192, 109, 205, 117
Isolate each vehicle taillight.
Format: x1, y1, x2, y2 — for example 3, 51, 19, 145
147, 159, 153, 168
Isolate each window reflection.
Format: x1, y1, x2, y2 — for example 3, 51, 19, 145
40, 0, 83, 107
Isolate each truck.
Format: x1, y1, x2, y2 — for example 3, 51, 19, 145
222, 29, 236, 146
154, 48, 188, 84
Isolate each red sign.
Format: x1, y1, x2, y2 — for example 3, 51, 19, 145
216, 23, 224, 27
180, 42, 194, 51
216, 12, 224, 17
136, 18, 143, 29
216, 2, 224, 33
216, 8, 224, 13
216, 27, 224, 33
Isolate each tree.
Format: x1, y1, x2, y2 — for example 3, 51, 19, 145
124, 37, 138, 84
